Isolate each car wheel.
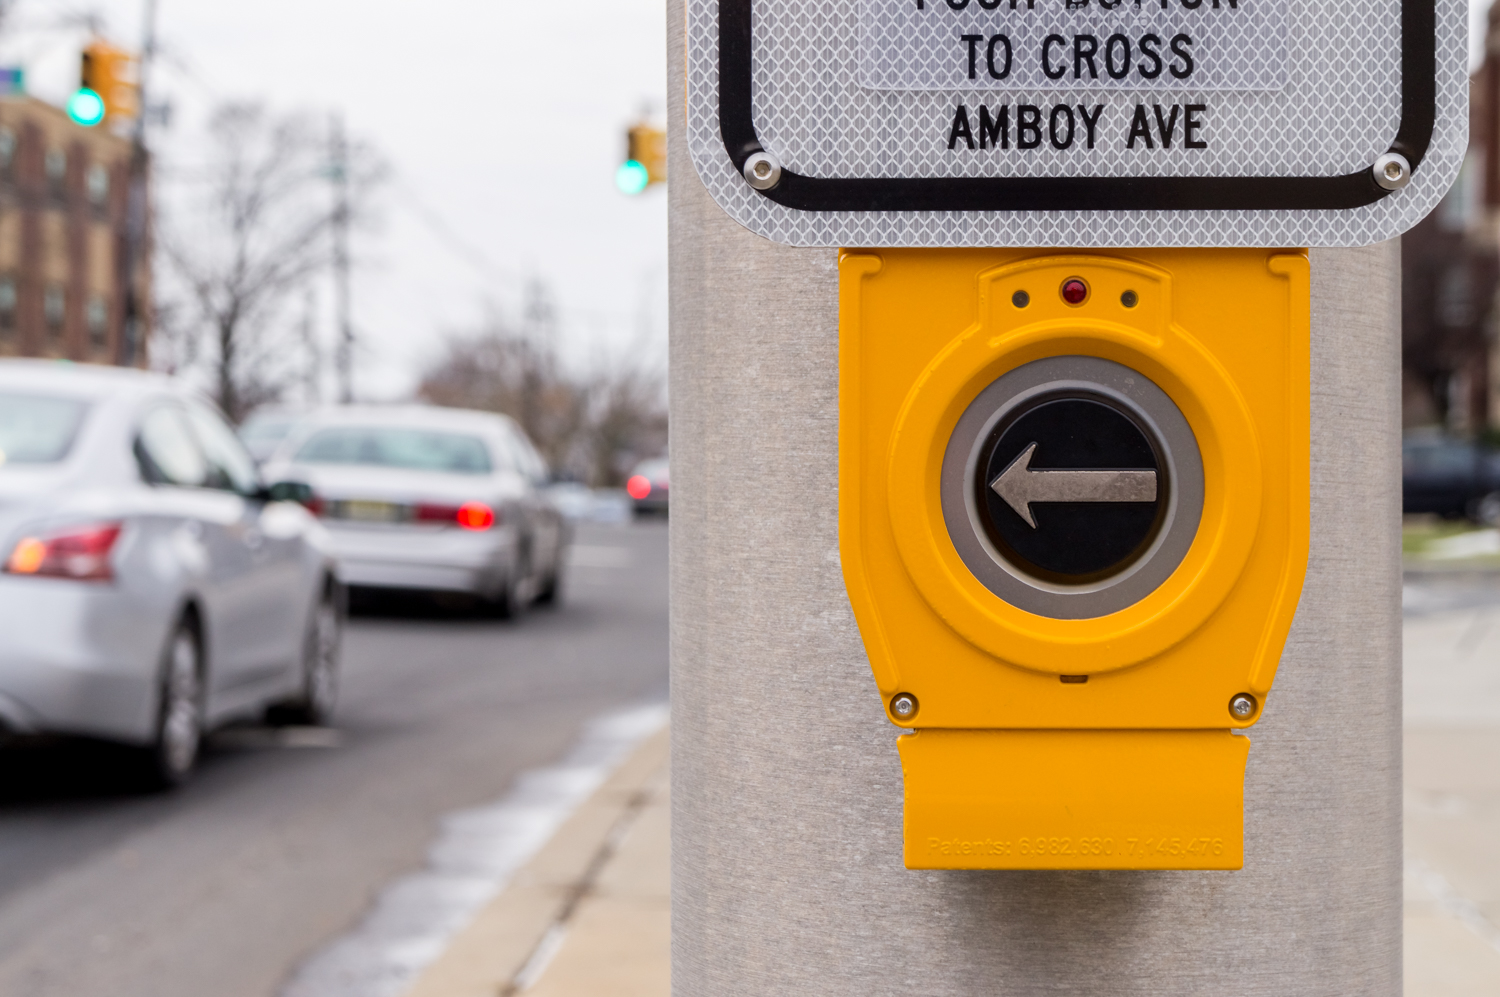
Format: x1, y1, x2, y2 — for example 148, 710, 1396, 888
272, 583, 342, 725
534, 558, 563, 607
144, 618, 203, 789
1474, 491, 1500, 526
489, 548, 531, 620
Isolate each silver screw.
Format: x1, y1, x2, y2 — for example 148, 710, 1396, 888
1229, 694, 1257, 719
1372, 152, 1411, 191
743, 151, 782, 191
890, 693, 917, 720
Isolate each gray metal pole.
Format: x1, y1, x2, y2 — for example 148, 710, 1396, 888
668, 5, 1402, 993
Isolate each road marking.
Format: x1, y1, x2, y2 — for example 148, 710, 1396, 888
990, 442, 1158, 528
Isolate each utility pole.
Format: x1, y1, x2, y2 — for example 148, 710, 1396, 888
330, 113, 353, 404
300, 289, 321, 406
115, 0, 157, 367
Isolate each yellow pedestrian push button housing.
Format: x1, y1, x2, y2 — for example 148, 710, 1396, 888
839, 248, 1310, 870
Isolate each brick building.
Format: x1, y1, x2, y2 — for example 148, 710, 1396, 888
0, 94, 149, 367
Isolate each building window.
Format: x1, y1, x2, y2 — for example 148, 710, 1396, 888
44, 149, 65, 198
86, 163, 108, 207
0, 127, 14, 176
43, 285, 64, 333
0, 276, 15, 333
87, 294, 107, 348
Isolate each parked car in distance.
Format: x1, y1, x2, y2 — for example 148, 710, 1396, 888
1402, 434, 1500, 522
239, 408, 306, 464
263, 405, 568, 616
0, 361, 342, 786
626, 458, 669, 516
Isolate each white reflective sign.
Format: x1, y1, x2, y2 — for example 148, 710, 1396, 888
685, 0, 1467, 248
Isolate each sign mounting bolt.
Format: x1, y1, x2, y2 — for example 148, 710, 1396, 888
743, 151, 782, 191
1372, 152, 1411, 191
890, 693, 918, 720
1229, 694, 1257, 719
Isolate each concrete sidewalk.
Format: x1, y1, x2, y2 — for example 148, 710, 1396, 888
399, 726, 669, 997
398, 590, 1500, 997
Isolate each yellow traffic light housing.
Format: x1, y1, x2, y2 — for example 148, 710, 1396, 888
80, 39, 139, 124
839, 248, 1311, 870
617, 123, 666, 195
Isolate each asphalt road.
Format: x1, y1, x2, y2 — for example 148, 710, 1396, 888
0, 519, 668, 997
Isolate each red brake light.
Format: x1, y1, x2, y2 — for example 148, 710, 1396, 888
6, 523, 123, 581
627, 475, 652, 500
413, 501, 496, 530
456, 502, 495, 531
414, 503, 458, 523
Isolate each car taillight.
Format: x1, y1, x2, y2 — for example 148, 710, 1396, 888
627, 475, 652, 500
5, 522, 123, 581
456, 502, 495, 530
304, 495, 326, 517
414, 502, 497, 531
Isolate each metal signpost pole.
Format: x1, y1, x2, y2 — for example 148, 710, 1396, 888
672, 0, 1434, 989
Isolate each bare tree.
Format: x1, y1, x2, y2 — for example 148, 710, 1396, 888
161, 103, 381, 422
577, 351, 667, 487
420, 299, 588, 473
418, 287, 666, 485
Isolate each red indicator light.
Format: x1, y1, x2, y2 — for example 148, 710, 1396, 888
1061, 278, 1089, 305
456, 502, 495, 531
626, 475, 652, 500
5, 522, 123, 581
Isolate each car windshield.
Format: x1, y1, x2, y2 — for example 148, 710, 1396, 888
240, 415, 299, 448
1404, 442, 1475, 474
635, 458, 669, 481
294, 426, 493, 475
0, 391, 90, 465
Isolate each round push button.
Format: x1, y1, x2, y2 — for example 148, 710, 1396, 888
977, 395, 1164, 584
940, 356, 1204, 620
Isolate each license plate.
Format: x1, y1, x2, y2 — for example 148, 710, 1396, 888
340, 500, 401, 522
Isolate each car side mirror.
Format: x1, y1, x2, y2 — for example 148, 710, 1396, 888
259, 480, 315, 505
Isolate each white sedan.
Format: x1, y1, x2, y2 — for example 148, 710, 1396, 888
0, 361, 341, 785
263, 406, 568, 616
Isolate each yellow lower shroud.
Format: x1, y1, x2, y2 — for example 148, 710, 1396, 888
900, 728, 1250, 870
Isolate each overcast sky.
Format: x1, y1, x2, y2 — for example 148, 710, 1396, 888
1, 0, 669, 402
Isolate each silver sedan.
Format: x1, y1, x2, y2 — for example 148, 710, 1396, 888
263, 405, 567, 616
0, 361, 341, 785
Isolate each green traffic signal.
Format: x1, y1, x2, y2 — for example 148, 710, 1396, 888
67, 87, 106, 127
615, 159, 650, 196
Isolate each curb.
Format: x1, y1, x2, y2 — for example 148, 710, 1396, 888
400, 726, 670, 997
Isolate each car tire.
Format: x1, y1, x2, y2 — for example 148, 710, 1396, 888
1473, 491, 1500, 527
271, 582, 343, 726
489, 547, 531, 620
142, 617, 204, 789
491, 570, 527, 620
534, 558, 563, 607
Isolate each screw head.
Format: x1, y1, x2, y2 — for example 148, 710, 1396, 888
1120, 290, 1138, 308
1229, 694, 1257, 719
1060, 278, 1089, 305
1012, 289, 1030, 308
1372, 152, 1411, 191
743, 151, 782, 191
890, 693, 918, 720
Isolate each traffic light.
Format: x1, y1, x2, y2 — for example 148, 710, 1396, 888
77, 39, 139, 125
66, 88, 106, 128
616, 123, 665, 195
